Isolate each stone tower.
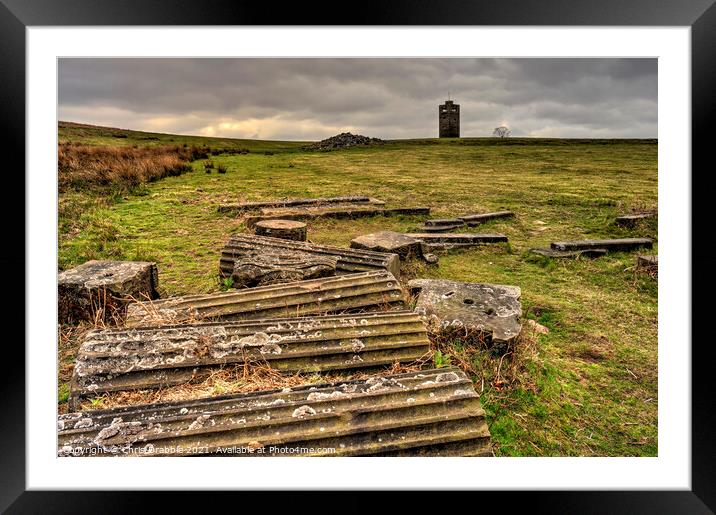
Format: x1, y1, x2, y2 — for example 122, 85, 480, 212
439, 100, 460, 138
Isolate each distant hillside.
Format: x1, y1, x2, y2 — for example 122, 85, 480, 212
58, 121, 308, 154
59, 121, 656, 151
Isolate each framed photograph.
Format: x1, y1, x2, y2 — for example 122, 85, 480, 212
4, 0, 714, 511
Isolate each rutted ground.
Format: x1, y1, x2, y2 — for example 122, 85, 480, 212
58, 130, 657, 457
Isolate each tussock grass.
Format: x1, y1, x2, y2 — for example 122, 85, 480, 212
58, 142, 208, 191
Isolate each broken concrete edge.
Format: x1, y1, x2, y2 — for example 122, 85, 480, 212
59, 367, 491, 457
69, 310, 432, 402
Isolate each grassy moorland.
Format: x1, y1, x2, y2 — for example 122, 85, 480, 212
57, 122, 658, 457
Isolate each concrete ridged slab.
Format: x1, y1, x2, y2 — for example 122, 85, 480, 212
407, 233, 508, 245
551, 238, 653, 252
126, 271, 405, 327
58, 367, 491, 457
458, 211, 514, 225
218, 196, 373, 214
220, 234, 400, 277
70, 311, 431, 401
245, 206, 430, 227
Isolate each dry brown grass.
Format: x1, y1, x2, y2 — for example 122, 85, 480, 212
58, 143, 209, 191
76, 358, 427, 412
426, 321, 542, 398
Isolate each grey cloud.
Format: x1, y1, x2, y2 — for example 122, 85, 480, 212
58, 58, 657, 139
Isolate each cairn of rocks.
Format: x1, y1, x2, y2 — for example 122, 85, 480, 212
309, 132, 386, 151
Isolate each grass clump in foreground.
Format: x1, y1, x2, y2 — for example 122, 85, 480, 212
57, 123, 657, 457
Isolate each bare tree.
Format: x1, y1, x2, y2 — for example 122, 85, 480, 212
492, 126, 511, 138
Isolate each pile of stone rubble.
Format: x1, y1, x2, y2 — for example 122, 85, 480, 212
309, 132, 385, 151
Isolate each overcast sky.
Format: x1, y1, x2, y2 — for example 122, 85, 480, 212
58, 58, 657, 140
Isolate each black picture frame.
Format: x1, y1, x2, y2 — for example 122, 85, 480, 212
3, 0, 714, 512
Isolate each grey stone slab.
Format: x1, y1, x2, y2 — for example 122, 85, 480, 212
408, 279, 522, 352
529, 247, 608, 259
459, 211, 514, 225
551, 238, 653, 252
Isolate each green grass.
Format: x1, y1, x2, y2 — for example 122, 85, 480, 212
58, 123, 657, 456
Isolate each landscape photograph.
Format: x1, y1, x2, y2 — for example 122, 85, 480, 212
56, 57, 658, 458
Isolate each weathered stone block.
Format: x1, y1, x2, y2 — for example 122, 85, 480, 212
58, 260, 159, 324
409, 279, 522, 353
254, 219, 307, 241
59, 367, 491, 457
231, 250, 337, 288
